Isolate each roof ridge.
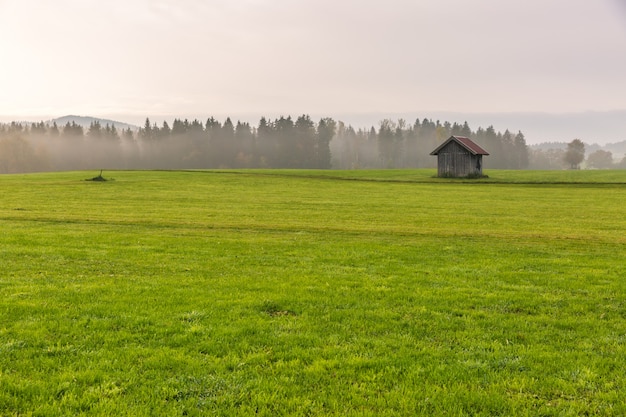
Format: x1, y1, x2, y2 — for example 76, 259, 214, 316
430, 135, 489, 155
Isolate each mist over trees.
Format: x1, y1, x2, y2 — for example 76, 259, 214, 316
564, 139, 586, 170
0, 115, 532, 173
332, 118, 528, 169
586, 150, 614, 169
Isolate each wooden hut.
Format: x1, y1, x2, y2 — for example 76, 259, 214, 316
430, 136, 489, 177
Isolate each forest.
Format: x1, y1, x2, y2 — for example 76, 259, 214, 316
1, 115, 533, 173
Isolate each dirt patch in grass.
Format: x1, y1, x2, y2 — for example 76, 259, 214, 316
259, 300, 297, 317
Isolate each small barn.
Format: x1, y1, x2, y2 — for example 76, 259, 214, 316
430, 136, 489, 177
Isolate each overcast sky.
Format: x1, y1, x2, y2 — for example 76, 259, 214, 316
1, 0, 626, 126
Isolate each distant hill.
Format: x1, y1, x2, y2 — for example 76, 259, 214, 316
49, 115, 138, 131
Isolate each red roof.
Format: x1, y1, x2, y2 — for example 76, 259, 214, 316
430, 136, 489, 155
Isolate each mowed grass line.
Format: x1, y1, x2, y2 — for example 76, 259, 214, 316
1, 170, 625, 416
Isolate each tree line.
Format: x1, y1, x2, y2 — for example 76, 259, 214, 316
331, 118, 528, 169
0, 115, 533, 173
528, 139, 626, 170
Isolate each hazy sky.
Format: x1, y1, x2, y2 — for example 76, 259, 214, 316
1, 0, 626, 124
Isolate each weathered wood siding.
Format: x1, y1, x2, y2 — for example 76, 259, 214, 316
436, 141, 483, 177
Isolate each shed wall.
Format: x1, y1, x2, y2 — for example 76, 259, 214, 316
436, 141, 483, 177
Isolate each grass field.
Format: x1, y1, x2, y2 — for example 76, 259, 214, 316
1, 169, 625, 416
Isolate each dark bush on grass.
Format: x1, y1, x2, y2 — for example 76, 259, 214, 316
87, 170, 110, 182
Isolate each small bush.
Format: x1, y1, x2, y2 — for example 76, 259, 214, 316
87, 170, 111, 182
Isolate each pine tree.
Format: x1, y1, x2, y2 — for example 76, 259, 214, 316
105, 124, 120, 142
88, 121, 102, 140
316, 118, 336, 169
256, 117, 273, 167
63, 121, 84, 139
140, 118, 152, 141
160, 121, 171, 139
461, 121, 472, 137
378, 119, 395, 168
514, 131, 529, 169
122, 128, 134, 141
235, 121, 255, 167
295, 115, 316, 168
49, 122, 60, 137
274, 116, 294, 168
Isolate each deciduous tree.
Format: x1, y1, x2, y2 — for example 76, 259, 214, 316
586, 149, 613, 169
564, 139, 585, 169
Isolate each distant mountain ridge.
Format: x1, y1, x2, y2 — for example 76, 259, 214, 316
49, 115, 138, 131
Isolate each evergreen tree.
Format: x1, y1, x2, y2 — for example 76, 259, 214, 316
482, 125, 502, 167
331, 121, 352, 169
160, 121, 172, 139
274, 116, 294, 168
461, 121, 472, 137
393, 119, 406, 167
49, 122, 60, 137
378, 119, 395, 167
316, 118, 336, 169
9, 122, 25, 134
31, 121, 47, 135
221, 117, 236, 167
403, 121, 420, 168
63, 121, 84, 139
103, 123, 120, 142
501, 130, 514, 168
152, 122, 161, 138
88, 121, 103, 140
295, 114, 316, 167
122, 127, 134, 141
235, 121, 255, 167
514, 131, 529, 169
256, 117, 274, 167
172, 119, 187, 136
140, 118, 152, 141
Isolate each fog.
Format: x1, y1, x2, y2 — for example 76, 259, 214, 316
2, 1, 625, 121
0, 115, 553, 174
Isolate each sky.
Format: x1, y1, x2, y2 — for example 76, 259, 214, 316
1, 0, 626, 139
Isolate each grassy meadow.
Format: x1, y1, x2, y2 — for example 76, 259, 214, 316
1, 169, 625, 416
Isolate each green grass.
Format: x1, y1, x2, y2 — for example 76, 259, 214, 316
1, 169, 625, 416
